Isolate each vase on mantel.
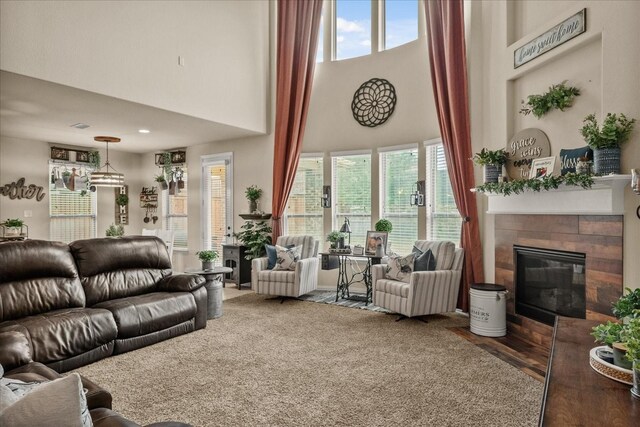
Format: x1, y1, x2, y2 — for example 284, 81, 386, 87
593, 147, 621, 175
249, 200, 258, 213
484, 165, 500, 184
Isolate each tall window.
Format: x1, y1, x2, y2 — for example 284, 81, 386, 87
425, 143, 460, 245
49, 162, 96, 243
164, 170, 188, 251
336, 0, 371, 60
285, 155, 324, 244
332, 152, 371, 247
384, 0, 419, 50
380, 147, 418, 255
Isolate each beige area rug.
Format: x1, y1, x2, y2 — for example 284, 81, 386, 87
75, 294, 542, 426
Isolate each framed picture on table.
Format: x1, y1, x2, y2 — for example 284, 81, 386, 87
529, 157, 556, 179
365, 231, 388, 255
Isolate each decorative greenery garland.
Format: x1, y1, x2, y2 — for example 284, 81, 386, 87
475, 173, 594, 196
519, 81, 580, 119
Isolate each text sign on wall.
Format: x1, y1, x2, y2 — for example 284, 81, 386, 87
1, 178, 46, 201
514, 9, 586, 68
506, 129, 551, 180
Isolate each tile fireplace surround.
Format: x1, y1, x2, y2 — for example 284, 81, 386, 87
495, 214, 622, 348
484, 177, 629, 348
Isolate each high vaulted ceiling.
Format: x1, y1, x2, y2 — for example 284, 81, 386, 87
0, 71, 262, 153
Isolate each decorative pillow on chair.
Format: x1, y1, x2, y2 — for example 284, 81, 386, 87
412, 247, 436, 272
265, 244, 295, 269
273, 245, 302, 271
385, 253, 416, 283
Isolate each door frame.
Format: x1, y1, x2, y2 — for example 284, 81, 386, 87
200, 152, 233, 251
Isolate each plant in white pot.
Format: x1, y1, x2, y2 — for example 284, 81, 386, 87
197, 250, 218, 271
580, 113, 636, 175
472, 148, 508, 184
2, 218, 24, 237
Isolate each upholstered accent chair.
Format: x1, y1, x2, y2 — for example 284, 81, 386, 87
251, 235, 319, 298
372, 240, 464, 318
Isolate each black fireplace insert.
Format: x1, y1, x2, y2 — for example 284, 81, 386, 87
514, 245, 586, 326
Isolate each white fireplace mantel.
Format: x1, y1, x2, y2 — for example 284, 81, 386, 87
474, 175, 631, 215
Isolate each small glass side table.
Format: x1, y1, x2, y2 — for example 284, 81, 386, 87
186, 267, 233, 319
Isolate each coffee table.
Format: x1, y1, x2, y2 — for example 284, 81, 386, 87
186, 267, 233, 319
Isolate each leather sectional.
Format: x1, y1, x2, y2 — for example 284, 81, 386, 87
0, 236, 207, 372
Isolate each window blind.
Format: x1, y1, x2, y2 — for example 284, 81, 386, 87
425, 144, 461, 246
205, 164, 227, 260
165, 170, 188, 250
332, 153, 371, 247
285, 156, 324, 244
49, 163, 96, 243
380, 148, 418, 255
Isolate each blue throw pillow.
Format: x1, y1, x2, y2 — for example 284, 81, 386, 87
412, 246, 436, 272
559, 146, 592, 175
265, 244, 294, 269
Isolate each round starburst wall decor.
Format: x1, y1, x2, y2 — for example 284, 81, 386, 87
351, 78, 397, 127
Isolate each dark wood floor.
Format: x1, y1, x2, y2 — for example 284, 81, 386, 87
449, 327, 550, 383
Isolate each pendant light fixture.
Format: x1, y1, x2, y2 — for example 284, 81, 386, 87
90, 136, 124, 187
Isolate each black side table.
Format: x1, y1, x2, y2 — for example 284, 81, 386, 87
320, 253, 382, 305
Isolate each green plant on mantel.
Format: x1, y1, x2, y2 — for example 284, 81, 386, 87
475, 172, 594, 196
580, 113, 636, 149
472, 148, 508, 166
520, 81, 580, 118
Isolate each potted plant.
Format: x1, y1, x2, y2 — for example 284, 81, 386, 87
234, 220, 272, 259
245, 185, 263, 213
105, 224, 124, 237
155, 175, 168, 190
375, 219, 393, 233
472, 148, 508, 184
591, 321, 624, 366
326, 230, 345, 249
115, 193, 129, 206
613, 288, 640, 321
2, 218, 24, 237
622, 313, 640, 398
580, 113, 636, 175
196, 250, 218, 271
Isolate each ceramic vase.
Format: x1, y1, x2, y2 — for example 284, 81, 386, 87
593, 147, 620, 175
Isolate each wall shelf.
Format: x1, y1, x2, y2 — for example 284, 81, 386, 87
475, 175, 630, 215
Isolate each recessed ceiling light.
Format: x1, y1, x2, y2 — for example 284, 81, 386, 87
138, 129, 151, 134
70, 123, 90, 129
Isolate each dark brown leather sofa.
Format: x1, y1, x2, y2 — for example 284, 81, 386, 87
0, 236, 206, 372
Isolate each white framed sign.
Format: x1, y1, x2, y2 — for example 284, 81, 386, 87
529, 157, 556, 180
514, 9, 586, 68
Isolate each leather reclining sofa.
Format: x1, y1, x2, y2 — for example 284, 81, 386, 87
0, 236, 207, 372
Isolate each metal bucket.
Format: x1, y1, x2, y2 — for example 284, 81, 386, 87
470, 284, 507, 337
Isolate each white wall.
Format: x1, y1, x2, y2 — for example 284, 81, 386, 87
468, 1, 640, 290
0, 136, 146, 240
0, 0, 269, 133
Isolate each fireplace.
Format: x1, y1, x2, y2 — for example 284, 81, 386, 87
514, 245, 586, 326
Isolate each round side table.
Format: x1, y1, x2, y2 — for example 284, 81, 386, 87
186, 267, 233, 319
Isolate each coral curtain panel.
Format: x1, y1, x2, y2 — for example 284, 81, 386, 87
424, 0, 484, 311
271, 0, 323, 240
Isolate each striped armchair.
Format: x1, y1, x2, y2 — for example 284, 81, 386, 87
372, 241, 464, 318
251, 235, 319, 298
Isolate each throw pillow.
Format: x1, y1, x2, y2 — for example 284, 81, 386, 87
265, 244, 294, 269
412, 247, 436, 272
273, 245, 302, 271
385, 253, 416, 283
0, 373, 92, 427
559, 146, 592, 175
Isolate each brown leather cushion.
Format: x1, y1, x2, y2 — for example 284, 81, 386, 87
0, 240, 85, 321
94, 293, 197, 339
70, 236, 172, 306
12, 308, 117, 364
0, 330, 32, 370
